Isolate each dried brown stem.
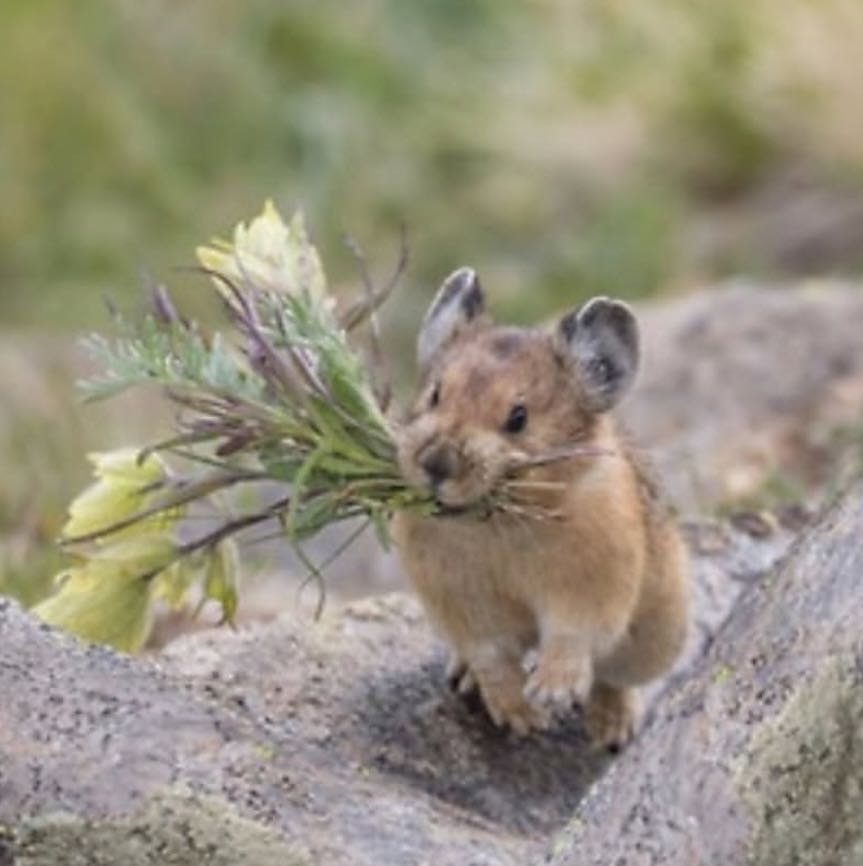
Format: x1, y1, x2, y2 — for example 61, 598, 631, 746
344, 234, 393, 412
337, 224, 409, 332
60, 469, 265, 546
179, 493, 294, 557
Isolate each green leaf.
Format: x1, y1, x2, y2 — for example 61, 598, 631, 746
285, 445, 327, 540
203, 539, 239, 626
79, 315, 268, 407
370, 507, 392, 550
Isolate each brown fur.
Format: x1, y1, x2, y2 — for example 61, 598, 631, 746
392, 314, 689, 747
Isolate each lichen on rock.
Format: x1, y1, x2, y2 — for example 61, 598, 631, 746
13, 792, 308, 866
740, 658, 863, 866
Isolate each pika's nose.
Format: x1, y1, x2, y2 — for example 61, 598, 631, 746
419, 443, 461, 486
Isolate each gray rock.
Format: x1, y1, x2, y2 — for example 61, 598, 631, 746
11, 794, 306, 866
625, 281, 863, 511
0, 511, 792, 865
4, 282, 862, 864
546, 480, 863, 866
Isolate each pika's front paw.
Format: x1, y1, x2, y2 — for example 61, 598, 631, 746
523, 649, 593, 711
480, 678, 551, 736
585, 684, 642, 752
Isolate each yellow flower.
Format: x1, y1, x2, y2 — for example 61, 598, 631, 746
88, 534, 178, 573
151, 559, 197, 611
197, 200, 326, 300
34, 536, 177, 652
61, 448, 168, 542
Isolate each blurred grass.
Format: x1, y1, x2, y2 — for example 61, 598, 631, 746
6, 0, 863, 333
0, 337, 171, 605
5, 0, 863, 603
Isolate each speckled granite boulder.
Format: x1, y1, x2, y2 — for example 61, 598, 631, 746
626, 282, 863, 511
0, 510, 794, 865
546, 479, 863, 866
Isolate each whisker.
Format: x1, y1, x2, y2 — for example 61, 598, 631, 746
503, 479, 568, 491
507, 444, 612, 472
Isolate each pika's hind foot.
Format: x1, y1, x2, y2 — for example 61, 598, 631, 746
445, 653, 477, 695
585, 683, 642, 752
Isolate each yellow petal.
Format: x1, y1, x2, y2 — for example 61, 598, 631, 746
34, 563, 153, 653
285, 209, 326, 300
35, 534, 177, 651
89, 448, 165, 485
89, 535, 178, 573
236, 199, 290, 266
196, 201, 327, 300
151, 559, 197, 610
62, 449, 174, 542
196, 239, 235, 278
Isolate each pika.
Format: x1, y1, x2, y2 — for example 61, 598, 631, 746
391, 268, 689, 749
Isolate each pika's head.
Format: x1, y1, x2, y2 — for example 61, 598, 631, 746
396, 267, 640, 509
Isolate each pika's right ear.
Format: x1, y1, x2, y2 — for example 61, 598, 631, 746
554, 296, 640, 412
417, 267, 487, 371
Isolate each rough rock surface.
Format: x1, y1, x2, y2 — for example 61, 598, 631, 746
0, 517, 792, 865
3, 282, 863, 864
547, 480, 863, 866
626, 281, 863, 511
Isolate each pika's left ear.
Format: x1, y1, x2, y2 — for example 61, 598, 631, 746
416, 267, 488, 373
554, 297, 640, 412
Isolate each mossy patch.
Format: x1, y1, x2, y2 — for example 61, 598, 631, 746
12, 790, 308, 866
738, 657, 863, 866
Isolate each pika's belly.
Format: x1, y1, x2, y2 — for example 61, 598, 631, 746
391, 512, 543, 645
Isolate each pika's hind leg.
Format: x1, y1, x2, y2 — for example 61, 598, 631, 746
584, 682, 642, 752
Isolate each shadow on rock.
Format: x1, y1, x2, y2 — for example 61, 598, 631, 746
349, 654, 612, 837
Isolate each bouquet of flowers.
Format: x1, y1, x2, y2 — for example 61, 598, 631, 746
35, 203, 566, 651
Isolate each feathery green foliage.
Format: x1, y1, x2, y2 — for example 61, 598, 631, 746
33, 203, 417, 648
39, 203, 578, 651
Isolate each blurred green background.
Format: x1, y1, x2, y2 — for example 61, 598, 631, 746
5, 0, 863, 602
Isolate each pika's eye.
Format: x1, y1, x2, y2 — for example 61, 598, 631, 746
503, 403, 528, 434
429, 382, 441, 408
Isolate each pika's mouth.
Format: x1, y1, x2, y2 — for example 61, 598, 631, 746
431, 495, 495, 520
432, 500, 470, 518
